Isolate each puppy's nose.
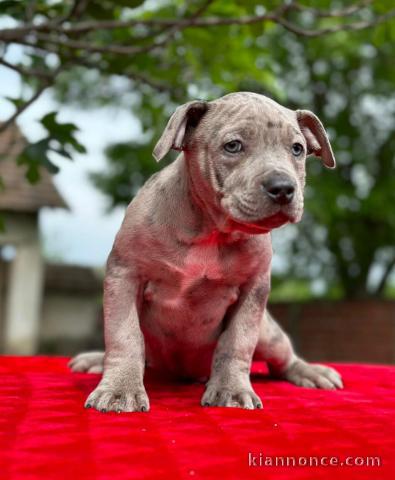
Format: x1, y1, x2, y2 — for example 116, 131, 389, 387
262, 174, 296, 205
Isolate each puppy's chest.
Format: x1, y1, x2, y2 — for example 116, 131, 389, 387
143, 241, 259, 311
180, 242, 225, 282
171, 240, 259, 285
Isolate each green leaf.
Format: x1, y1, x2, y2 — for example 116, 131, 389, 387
16, 138, 62, 181
40, 111, 86, 156
25, 163, 41, 183
50, 145, 73, 160
0, 0, 22, 13
5, 96, 25, 109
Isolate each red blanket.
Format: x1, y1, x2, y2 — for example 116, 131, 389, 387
0, 357, 394, 479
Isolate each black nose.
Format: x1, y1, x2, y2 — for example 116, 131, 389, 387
262, 174, 296, 205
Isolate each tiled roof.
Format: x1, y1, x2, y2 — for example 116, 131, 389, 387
0, 123, 67, 211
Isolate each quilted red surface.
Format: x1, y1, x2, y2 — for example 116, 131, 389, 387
0, 357, 394, 480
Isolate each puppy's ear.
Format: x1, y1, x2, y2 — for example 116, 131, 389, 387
296, 110, 336, 169
153, 100, 209, 162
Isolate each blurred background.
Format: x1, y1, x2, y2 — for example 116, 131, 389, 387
1, 0, 395, 363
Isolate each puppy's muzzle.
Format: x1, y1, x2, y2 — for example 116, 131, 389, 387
261, 172, 296, 206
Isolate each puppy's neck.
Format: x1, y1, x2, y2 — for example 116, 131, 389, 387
176, 155, 249, 245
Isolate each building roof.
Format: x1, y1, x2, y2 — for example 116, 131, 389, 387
45, 263, 103, 294
0, 123, 67, 212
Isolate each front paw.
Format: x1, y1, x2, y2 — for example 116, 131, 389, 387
85, 384, 150, 413
201, 382, 262, 410
282, 358, 343, 390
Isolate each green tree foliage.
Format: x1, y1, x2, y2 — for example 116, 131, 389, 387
279, 23, 395, 298
1, 1, 395, 298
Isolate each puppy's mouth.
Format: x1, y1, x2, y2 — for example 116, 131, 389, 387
227, 211, 291, 234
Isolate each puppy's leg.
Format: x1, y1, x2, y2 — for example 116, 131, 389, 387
85, 258, 149, 413
201, 274, 270, 410
255, 310, 343, 389
69, 352, 104, 374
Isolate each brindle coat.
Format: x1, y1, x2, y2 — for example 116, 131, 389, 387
70, 92, 342, 412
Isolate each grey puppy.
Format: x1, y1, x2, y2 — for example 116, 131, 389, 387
70, 92, 343, 413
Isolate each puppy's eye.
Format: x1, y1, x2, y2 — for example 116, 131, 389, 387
292, 143, 304, 156
224, 140, 243, 154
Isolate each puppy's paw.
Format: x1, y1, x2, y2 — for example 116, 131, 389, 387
85, 385, 150, 413
282, 359, 343, 390
69, 352, 105, 374
201, 384, 262, 409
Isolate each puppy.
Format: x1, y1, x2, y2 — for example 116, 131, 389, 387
70, 92, 342, 412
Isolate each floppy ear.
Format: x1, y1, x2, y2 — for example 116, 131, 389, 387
296, 110, 336, 169
152, 100, 209, 162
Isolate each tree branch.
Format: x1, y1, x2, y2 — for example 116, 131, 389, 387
274, 9, 395, 37
0, 66, 62, 133
60, 0, 90, 24
124, 69, 175, 93
0, 83, 49, 133
291, 0, 372, 19
6, 5, 383, 58
34, 32, 161, 56
25, 0, 36, 23
1, 2, 394, 44
0, 57, 54, 79
19, 0, 215, 57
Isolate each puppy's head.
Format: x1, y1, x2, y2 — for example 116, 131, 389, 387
153, 92, 335, 234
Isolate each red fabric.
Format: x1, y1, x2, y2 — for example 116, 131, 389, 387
0, 357, 394, 480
